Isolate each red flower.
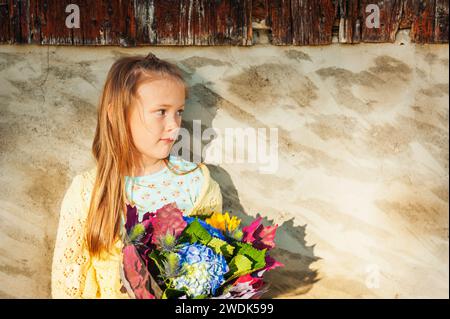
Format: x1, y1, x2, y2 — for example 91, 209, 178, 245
234, 274, 264, 290
121, 244, 156, 299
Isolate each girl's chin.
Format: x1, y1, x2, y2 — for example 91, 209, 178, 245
157, 147, 172, 158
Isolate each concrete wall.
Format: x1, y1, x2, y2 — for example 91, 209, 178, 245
0, 39, 448, 298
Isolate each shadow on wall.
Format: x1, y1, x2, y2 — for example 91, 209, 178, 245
209, 164, 321, 298
174, 63, 320, 297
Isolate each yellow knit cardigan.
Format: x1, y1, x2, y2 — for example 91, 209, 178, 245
51, 163, 223, 299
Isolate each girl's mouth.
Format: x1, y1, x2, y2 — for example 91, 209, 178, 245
160, 138, 175, 143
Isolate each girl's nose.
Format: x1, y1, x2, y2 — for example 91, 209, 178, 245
166, 115, 180, 133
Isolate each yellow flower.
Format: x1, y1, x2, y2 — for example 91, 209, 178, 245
205, 212, 241, 233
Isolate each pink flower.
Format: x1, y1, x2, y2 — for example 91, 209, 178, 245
148, 202, 187, 245
242, 217, 278, 250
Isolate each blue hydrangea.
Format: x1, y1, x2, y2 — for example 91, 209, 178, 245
182, 216, 226, 240
172, 243, 229, 297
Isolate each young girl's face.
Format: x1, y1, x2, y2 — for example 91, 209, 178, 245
129, 77, 185, 164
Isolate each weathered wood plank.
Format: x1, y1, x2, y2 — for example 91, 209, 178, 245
192, 0, 214, 45
134, 0, 156, 44
0, 0, 447, 45
399, 0, 416, 29
7, 0, 28, 44
29, 0, 136, 45
228, 0, 252, 45
410, 0, 436, 43
29, 0, 72, 44
83, 0, 135, 46
434, 0, 448, 43
252, 0, 268, 24
189, 0, 252, 45
0, 0, 10, 43
337, 0, 361, 43
135, 0, 252, 45
290, 0, 335, 45
178, 0, 194, 45
153, 0, 181, 45
268, 0, 293, 45
361, 0, 404, 42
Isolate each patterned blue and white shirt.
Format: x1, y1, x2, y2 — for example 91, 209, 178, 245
124, 154, 204, 222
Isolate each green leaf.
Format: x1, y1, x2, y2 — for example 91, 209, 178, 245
148, 250, 165, 274
207, 237, 235, 258
224, 254, 253, 283
192, 294, 208, 299
179, 219, 212, 245
234, 242, 267, 271
223, 243, 267, 284
162, 288, 187, 299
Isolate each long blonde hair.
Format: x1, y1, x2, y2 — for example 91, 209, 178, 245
86, 53, 198, 258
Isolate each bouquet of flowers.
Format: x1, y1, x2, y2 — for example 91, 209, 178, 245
119, 202, 283, 299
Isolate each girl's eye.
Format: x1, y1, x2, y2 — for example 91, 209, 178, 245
154, 109, 184, 116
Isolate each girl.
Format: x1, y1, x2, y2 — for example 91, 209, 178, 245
51, 53, 223, 299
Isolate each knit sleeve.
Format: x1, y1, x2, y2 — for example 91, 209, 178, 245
51, 174, 92, 298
